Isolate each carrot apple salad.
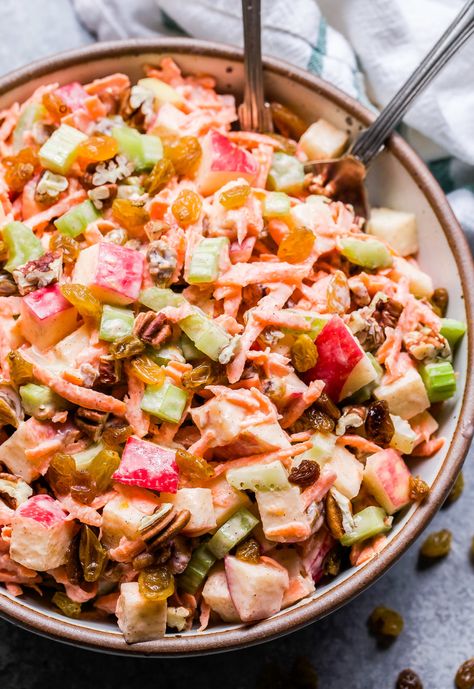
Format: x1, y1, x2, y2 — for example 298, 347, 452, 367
0, 58, 466, 643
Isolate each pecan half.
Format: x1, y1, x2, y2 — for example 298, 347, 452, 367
133, 311, 171, 347
74, 407, 109, 442
289, 460, 320, 488
336, 405, 367, 436
97, 356, 122, 386
374, 297, 403, 330
325, 492, 345, 540
88, 183, 117, 210
0, 473, 32, 510
135, 505, 192, 562
355, 317, 385, 353
12, 251, 62, 295
403, 329, 450, 362
0, 271, 17, 296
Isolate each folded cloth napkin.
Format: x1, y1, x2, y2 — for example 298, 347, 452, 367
73, 0, 474, 244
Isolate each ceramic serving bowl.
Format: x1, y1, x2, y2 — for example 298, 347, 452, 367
0, 38, 473, 657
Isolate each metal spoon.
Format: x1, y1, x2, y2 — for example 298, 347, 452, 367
305, 0, 474, 218
239, 0, 474, 218
238, 0, 272, 132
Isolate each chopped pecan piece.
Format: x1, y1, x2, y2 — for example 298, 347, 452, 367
83, 155, 134, 187
133, 311, 171, 347
373, 297, 404, 330
146, 239, 177, 286
325, 492, 345, 540
336, 405, 367, 436
74, 407, 109, 442
12, 251, 62, 295
88, 183, 117, 210
0, 270, 17, 296
403, 329, 450, 362
0, 473, 32, 510
144, 220, 168, 242
288, 460, 320, 488
97, 356, 122, 386
354, 317, 385, 353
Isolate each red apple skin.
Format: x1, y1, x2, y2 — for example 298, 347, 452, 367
363, 448, 411, 514
196, 130, 259, 195
113, 437, 178, 493
17, 494, 67, 527
21, 283, 77, 349
73, 242, 144, 305
54, 82, 88, 111
304, 315, 364, 400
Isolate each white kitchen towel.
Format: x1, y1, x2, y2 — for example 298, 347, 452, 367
73, 0, 474, 238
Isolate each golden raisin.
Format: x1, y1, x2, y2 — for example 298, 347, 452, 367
291, 334, 318, 372
130, 355, 166, 385
50, 232, 80, 264
60, 283, 102, 320
277, 226, 314, 263
420, 529, 452, 559
163, 136, 202, 176
326, 270, 350, 314
47, 453, 76, 495
270, 102, 307, 139
171, 189, 202, 227
176, 448, 215, 482
79, 525, 108, 582
76, 134, 118, 165
430, 287, 449, 317
88, 448, 121, 493
409, 475, 430, 501
367, 605, 404, 639
181, 361, 225, 390
109, 334, 145, 360
138, 566, 175, 601
7, 351, 34, 386
4, 148, 39, 192
219, 184, 251, 210
143, 158, 175, 195
103, 421, 133, 447
42, 91, 71, 120
52, 591, 81, 619
235, 538, 261, 564
445, 470, 464, 504
112, 198, 150, 237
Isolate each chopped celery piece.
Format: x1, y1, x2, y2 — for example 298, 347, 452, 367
141, 380, 188, 423
299, 432, 337, 463
178, 544, 216, 594
440, 318, 466, 350
72, 442, 105, 471
267, 153, 305, 194
3, 221, 44, 272
54, 199, 100, 238
188, 237, 229, 284
180, 334, 202, 361
419, 361, 456, 402
139, 287, 185, 311
226, 461, 290, 492
19, 383, 68, 420
39, 124, 87, 174
263, 191, 291, 218
13, 103, 46, 152
340, 237, 393, 270
148, 344, 185, 366
111, 125, 162, 171
367, 352, 383, 379
340, 506, 391, 546
207, 508, 259, 559
179, 308, 231, 361
99, 305, 134, 342
139, 134, 163, 170
282, 310, 330, 339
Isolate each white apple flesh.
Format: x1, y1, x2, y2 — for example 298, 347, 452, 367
20, 283, 77, 350
224, 555, 289, 622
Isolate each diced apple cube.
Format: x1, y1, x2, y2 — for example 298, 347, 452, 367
150, 102, 187, 138
299, 118, 348, 160
137, 77, 184, 108
272, 548, 315, 608
116, 581, 167, 643
0, 418, 64, 482
305, 315, 376, 401
10, 495, 74, 571
318, 445, 363, 499
209, 475, 251, 527
392, 257, 433, 298
217, 421, 291, 459
54, 82, 88, 111
112, 437, 178, 493
196, 130, 258, 195
225, 555, 289, 622
390, 414, 418, 454
72, 242, 144, 305
367, 207, 418, 257
159, 488, 216, 536
101, 489, 161, 548
255, 486, 310, 543
298, 431, 337, 463
202, 563, 241, 623
363, 448, 412, 514
410, 410, 439, 439
375, 367, 430, 420
20, 284, 77, 349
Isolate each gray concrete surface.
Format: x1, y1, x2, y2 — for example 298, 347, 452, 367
0, 2, 472, 687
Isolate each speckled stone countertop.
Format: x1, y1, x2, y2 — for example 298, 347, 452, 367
0, 2, 472, 687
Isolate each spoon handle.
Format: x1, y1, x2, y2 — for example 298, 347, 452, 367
351, 0, 474, 166
239, 0, 272, 132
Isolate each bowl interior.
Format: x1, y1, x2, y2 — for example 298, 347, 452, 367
0, 41, 472, 655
